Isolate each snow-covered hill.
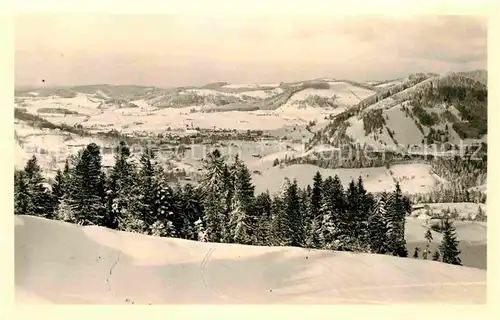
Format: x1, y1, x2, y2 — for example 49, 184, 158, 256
308, 71, 487, 151
14, 70, 487, 198
251, 163, 447, 195
15, 215, 486, 304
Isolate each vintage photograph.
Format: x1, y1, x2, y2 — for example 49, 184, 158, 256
14, 13, 487, 304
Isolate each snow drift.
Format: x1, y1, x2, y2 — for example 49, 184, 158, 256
15, 215, 486, 304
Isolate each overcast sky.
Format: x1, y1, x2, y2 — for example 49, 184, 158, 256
15, 14, 487, 88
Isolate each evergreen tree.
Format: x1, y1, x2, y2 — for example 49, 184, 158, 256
68, 143, 107, 225
318, 208, 337, 249
50, 169, 66, 214
254, 191, 273, 245
270, 194, 286, 246
23, 155, 52, 218
135, 147, 158, 229
305, 171, 323, 247
181, 183, 204, 240
149, 220, 176, 237
367, 192, 390, 254
386, 182, 409, 257
310, 171, 323, 221
432, 250, 441, 261
169, 183, 189, 237
51, 169, 65, 202
307, 213, 323, 249
283, 179, 304, 247
194, 218, 208, 242
151, 181, 177, 237
14, 170, 30, 215
355, 176, 374, 242
423, 229, 433, 259
330, 175, 346, 225
200, 149, 228, 242
439, 218, 462, 265
316, 175, 346, 249
229, 159, 255, 244
106, 141, 140, 230
342, 179, 358, 242
55, 197, 77, 223
475, 205, 486, 222
413, 246, 420, 258
221, 162, 235, 242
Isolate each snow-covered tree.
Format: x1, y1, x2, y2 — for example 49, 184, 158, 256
21, 155, 52, 218
14, 170, 30, 216
367, 193, 390, 254
67, 143, 107, 226
385, 182, 409, 257
439, 218, 462, 265
423, 229, 433, 259
200, 149, 228, 242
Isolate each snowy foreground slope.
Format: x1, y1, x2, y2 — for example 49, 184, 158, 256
15, 215, 486, 304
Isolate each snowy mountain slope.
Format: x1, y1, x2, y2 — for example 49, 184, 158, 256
280, 81, 376, 109
15, 79, 377, 114
14, 70, 487, 192
15, 215, 486, 304
251, 163, 446, 195
411, 202, 487, 220
308, 71, 488, 151
456, 69, 487, 86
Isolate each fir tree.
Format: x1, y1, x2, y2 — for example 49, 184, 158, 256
367, 192, 390, 254
229, 160, 255, 244
51, 169, 65, 201
330, 175, 346, 225
413, 246, 421, 258
283, 179, 304, 247
439, 218, 462, 265
318, 209, 337, 249
68, 143, 107, 225
151, 181, 178, 237
135, 147, 158, 228
386, 182, 409, 257
316, 175, 346, 249
150, 220, 176, 237
23, 155, 52, 218
50, 169, 66, 214
221, 162, 235, 242
170, 183, 190, 238
270, 194, 286, 246
14, 170, 30, 215
306, 171, 323, 247
307, 213, 323, 249
432, 250, 441, 261
200, 149, 228, 242
55, 197, 76, 223
342, 179, 358, 242
107, 141, 140, 230
310, 171, 323, 222
181, 183, 204, 240
194, 218, 208, 242
475, 205, 486, 222
254, 191, 273, 246
355, 176, 373, 242
423, 229, 433, 259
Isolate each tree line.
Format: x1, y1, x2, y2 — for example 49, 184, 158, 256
14, 141, 462, 264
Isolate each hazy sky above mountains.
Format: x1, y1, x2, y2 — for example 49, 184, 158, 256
15, 14, 487, 88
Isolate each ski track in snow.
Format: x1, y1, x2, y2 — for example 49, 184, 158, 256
106, 242, 122, 298
15, 216, 487, 304
200, 247, 229, 301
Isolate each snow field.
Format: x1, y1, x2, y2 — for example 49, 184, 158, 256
15, 215, 486, 304
252, 163, 444, 195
